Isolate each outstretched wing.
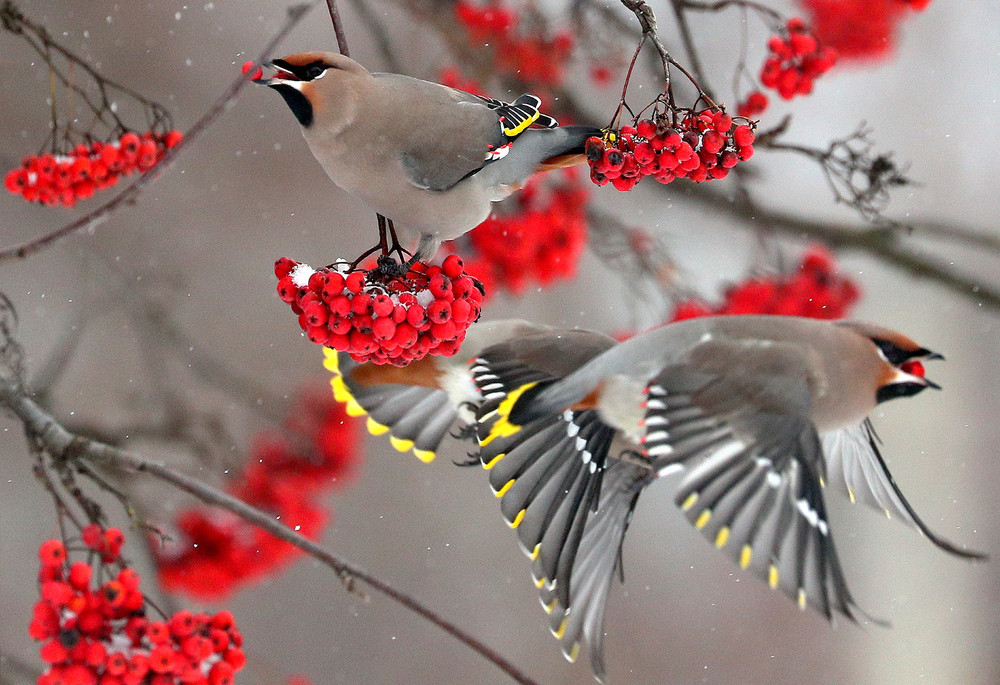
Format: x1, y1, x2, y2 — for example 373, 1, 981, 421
636, 337, 869, 621
822, 420, 986, 560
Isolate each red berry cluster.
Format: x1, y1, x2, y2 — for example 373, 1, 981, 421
457, 171, 588, 297
275, 256, 483, 366
454, 1, 574, 88
31, 531, 245, 685
154, 389, 360, 601
737, 90, 770, 118
670, 245, 860, 321
5, 131, 183, 208
800, 0, 929, 60
586, 113, 755, 190
760, 18, 838, 99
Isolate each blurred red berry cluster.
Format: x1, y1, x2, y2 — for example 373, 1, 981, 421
5, 130, 182, 208
153, 390, 360, 601
587, 113, 755, 190
760, 18, 838, 99
736, 90, 769, 119
454, 1, 573, 89
800, 0, 931, 60
276, 255, 483, 366
455, 171, 588, 297
31, 532, 245, 685
671, 246, 860, 321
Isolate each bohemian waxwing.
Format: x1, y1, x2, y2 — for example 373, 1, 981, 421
255, 52, 602, 258
323, 315, 985, 682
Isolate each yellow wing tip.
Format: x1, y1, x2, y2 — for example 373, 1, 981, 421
366, 417, 389, 436
739, 545, 752, 569
322, 347, 341, 374
695, 509, 712, 530
565, 643, 580, 663
681, 492, 699, 511
714, 526, 730, 549
482, 453, 504, 470
768, 564, 779, 589
551, 616, 569, 640
534, 575, 547, 589
508, 509, 526, 529
412, 447, 436, 463
797, 588, 807, 610
389, 435, 415, 453
494, 479, 516, 498
530, 543, 541, 561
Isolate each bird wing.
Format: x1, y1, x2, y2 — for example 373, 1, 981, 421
637, 337, 868, 621
323, 349, 458, 463
822, 420, 986, 560
373, 74, 557, 192
470, 341, 650, 678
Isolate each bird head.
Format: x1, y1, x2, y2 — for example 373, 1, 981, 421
840, 321, 942, 403
253, 51, 368, 129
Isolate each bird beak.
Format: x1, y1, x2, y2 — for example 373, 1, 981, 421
252, 60, 299, 87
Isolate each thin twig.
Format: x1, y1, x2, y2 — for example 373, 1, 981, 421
0, 2, 316, 263
0, 376, 538, 685
326, 0, 351, 56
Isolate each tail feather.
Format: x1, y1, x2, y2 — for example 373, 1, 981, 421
323, 349, 460, 462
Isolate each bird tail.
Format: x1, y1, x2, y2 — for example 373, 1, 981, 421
470, 353, 653, 680
323, 348, 459, 463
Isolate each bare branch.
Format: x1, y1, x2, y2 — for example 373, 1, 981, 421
326, 0, 351, 56
0, 376, 538, 685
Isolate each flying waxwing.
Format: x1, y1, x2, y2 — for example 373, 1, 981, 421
324, 315, 986, 682
255, 52, 602, 258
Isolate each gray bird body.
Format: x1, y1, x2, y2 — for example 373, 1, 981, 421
525, 315, 887, 434
326, 317, 981, 681
260, 53, 601, 256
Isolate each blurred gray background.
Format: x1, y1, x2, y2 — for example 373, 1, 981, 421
1, 1, 998, 683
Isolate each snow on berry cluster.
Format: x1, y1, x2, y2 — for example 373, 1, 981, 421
275, 256, 483, 366
5, 131, 183, 208
760, 18, 838, 100
454, 1, 574, 88
455, 171, 588, 297
31, 530, 245, 685
586, 113, 755, 190
800, 0, 930, 61
670, 245, 860, 321
153, 388, 360, 601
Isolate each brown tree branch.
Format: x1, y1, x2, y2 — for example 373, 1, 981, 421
0, 376, 538, 685
0, 2, 316, 263
326, 0, 351, 56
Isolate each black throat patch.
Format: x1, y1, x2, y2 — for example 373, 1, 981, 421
270, 84, 313, 127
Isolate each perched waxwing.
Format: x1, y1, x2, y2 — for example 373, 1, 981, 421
324, 315, 985, 682
256, 52, 602, 258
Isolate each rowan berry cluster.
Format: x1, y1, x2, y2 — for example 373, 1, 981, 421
586, 113, 755, 190
275, 256, 483, 366
154, 389, 360, 601
800, 0, 930, 60
454, 1, 574, 88
5, 131, 183, 208
760, 18, 838, 100
671, 246, 860, 321
31, 531, 245, 685
458, 172, 588, 297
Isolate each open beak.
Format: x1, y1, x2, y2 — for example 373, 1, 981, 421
251, 60, 299, 86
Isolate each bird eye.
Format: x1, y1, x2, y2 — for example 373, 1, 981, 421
305, 64, 326, 80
